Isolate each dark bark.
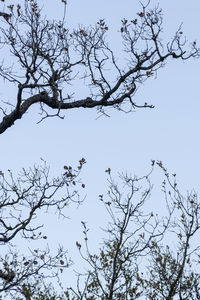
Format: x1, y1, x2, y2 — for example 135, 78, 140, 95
0, 1, 198, 134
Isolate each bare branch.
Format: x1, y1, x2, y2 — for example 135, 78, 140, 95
0, 0, 198, 133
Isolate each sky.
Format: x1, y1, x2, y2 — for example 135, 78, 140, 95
0, 0, 200, 291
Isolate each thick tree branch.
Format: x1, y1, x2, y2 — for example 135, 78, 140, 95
0, 0, 198, 134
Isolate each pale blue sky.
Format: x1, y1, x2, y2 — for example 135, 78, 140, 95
0, 0, 200, 288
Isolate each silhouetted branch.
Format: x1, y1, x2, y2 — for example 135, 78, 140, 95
0, 0, 199, 133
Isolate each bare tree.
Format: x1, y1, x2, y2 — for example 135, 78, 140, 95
0, 0, 198, 134
0, 158, 86, 299
64, 162, 200, 300
2, 161, 198, 299
0, 1, 199, 299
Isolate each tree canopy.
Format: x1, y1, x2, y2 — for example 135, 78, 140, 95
0, 0, 198, 134
0, 0, 200, 299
